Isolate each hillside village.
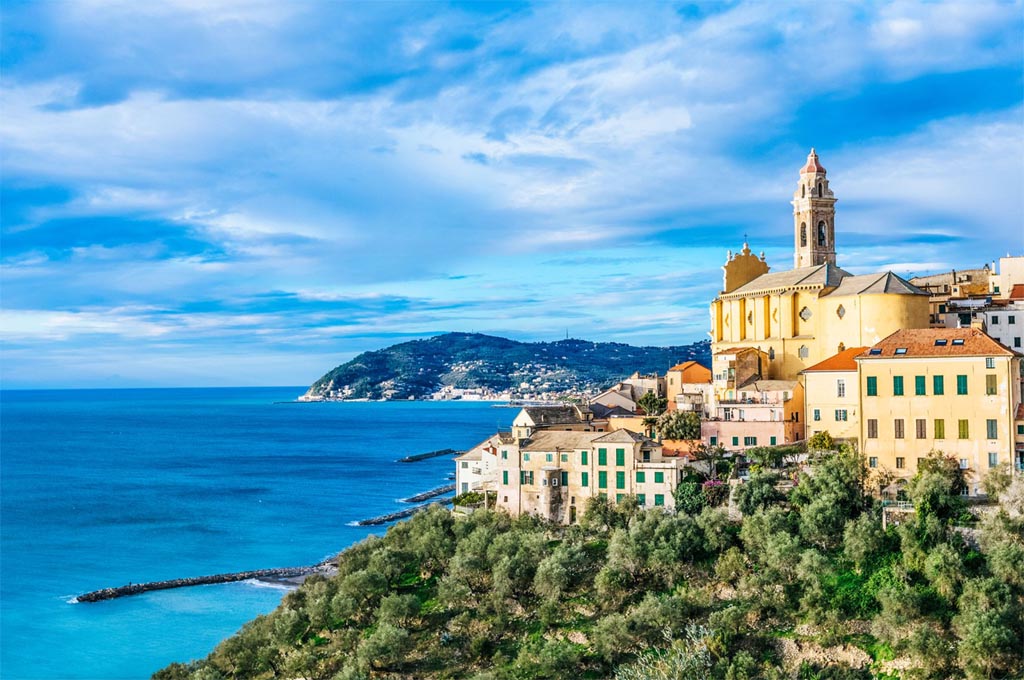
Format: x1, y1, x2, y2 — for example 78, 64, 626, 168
456, 150, 1024, 522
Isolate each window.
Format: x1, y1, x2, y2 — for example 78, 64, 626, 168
744, 436, 757, 446
561, 453, 568, 462
817, 220, 827, 246
916, 419, 926, 439
915, 376, 926, 395
461, 461, 468, 468
770, 436, 777, 445
616, 471, 625, 490
1010, 315, 1017, 324
598, 448, 607, 465
581, 450, 588, 465
869, 457, 878, 468
893, 376, 904, 396
581, 472, 589, 487
866, 376, 878, 396
501, 450, 508, 460
986, 357, 996, 369
987, 419, 998, 439
935, 419, 945, 439
654, 471, 665, 483
867, 419, 878, 438
933, 375, 944, 395
710, 436, 718, 446
636, 471, 645, 483
598, 471, 607, 489
896, 457, 905, 469
523, 453, 530, 461
654, 494, 665, 507
895, 348, 908, 355
503, 471, 509, 485
958, 419, 969, 439
869, 348, 882, 355
991, 316, 999, 325
800, 222, 807, 245
637, 493, 646, 506
894, 419, 905, 439
989, 452, 998, 468
813, 409, 821, 421
561, 471, 568, 486
1015, 338, 1022, 348
986, 375, 997, 395
934, 338, 948, 346
952, 339, 964, 346
615, 448, 625, 466
835, 409, 848, 421
546, 453, 553, 462
837, 379, 846, 397
959, 459, 968, 470
1018, 424, 1024, 435
520, 471, 534, 485
732, 436, 739, 446
957, 375, 968, 395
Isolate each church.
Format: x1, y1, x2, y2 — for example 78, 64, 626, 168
709, 149, 930, 385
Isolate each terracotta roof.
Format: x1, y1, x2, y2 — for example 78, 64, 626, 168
802, 347, 869, 373
1016, 403, 1024, 420
668, 360, 712, 383
594, 429, 658, 446
801, 148, 826, 174
856, 328, 1020, 359
521, 430, 604, 451
1009, 284, 1024, 301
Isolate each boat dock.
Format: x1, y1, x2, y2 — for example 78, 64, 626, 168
401, 483, 456, 503
396, 448, 462, 463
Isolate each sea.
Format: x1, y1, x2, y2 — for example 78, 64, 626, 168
0, 387, 514, 680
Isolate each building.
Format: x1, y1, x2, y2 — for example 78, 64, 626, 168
703, 379, 804, 451
455, 433, 511, 494
856, 328, 1023, 495
801, 346, 867, 442
991, 255, 1024, 299
510, 404, 599, 440
709, 150, 930, 382
666, 360, 712, 415
941, 297, 1024, 352
493, 428, 681, 523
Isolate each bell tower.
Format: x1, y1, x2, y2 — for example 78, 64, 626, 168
792, 148, 837, 268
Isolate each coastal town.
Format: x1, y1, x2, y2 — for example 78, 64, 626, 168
456, 150, 1024, 522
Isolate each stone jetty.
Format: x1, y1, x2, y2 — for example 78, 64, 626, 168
396, 448, 461, 463
401, 483, 456, 503
357, 499, 451, 526
74, 562, 335, 603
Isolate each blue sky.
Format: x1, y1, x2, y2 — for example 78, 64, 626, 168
2, 1, 1022, 388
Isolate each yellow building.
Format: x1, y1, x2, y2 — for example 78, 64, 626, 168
801, 346, 868, 442
856, 328, 1023, 495
666, 360, 712, 415
709, 150, 930, 382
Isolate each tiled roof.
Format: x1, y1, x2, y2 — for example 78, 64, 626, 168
522, 405, 589, 425
857, 328, 1019, 359
668, 360, 712, 383
1016, 403, 1024, 420
726, 262, 850, 296
825, 271, 927, 297
802, 347, 869, 373
801, 148, 826, 174
1009, 284, 1024, 301
594, 429, 656, 445
589, 403, 636, 419
521, 430, 604, 451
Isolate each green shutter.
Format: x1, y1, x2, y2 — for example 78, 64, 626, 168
616, 471, 625, 489
581, 450, 588, 465
598, 471, 607, 489
561, 471, 569, 486
770, 436, 777, 445
637, 494, 646, 506
598, 448, 607, 465
866, 376, 877, 396
915, 376, 926, 395
616, 494, 624, 503
957, 375, 968, 395
654, 471, 664, 483
581, 471, 589, 487
615, 448, 625, 466
654, 494, 665, 506
933, 375, 944, 395
636, 471, 645, 483
732, 436, 739, 446
503, 470, 508, 485
893, 376, 904, 396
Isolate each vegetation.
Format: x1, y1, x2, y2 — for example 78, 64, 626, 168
155, 450, 1024, 680
637, 392, 668, 417
303, 332, 711, 400
656, 410, 701, 440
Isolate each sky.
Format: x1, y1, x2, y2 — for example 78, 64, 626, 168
1, 1, 1023, 388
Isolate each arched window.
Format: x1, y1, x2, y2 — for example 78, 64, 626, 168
800, 223, 807, 247
817, 182, 823, 196
801, 184, 805, 198
817, 221, 827, 246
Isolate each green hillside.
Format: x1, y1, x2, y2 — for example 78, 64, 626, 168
303, 333, 711, 400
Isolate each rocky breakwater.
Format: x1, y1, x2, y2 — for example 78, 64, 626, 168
75, 561, 337, 603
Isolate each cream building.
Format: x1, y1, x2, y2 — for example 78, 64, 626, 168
709, 150, 930, 382
801, 346, 867, 442
856, 328, 1023, 495
666, 360, 712, 415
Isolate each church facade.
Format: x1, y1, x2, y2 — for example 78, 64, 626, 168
709, 150, 930, 387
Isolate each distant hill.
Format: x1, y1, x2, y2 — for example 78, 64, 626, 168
302, 332, 710, 401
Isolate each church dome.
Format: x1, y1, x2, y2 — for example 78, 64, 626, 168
801, 148, 826, 174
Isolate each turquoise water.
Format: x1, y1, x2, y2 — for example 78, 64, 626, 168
0, 388, 512, 679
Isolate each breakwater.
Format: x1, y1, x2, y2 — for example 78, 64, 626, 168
357, 499, 451, 526
401, 483, 456, 503
74, 563, 334, 603
396, 447, 461, 463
